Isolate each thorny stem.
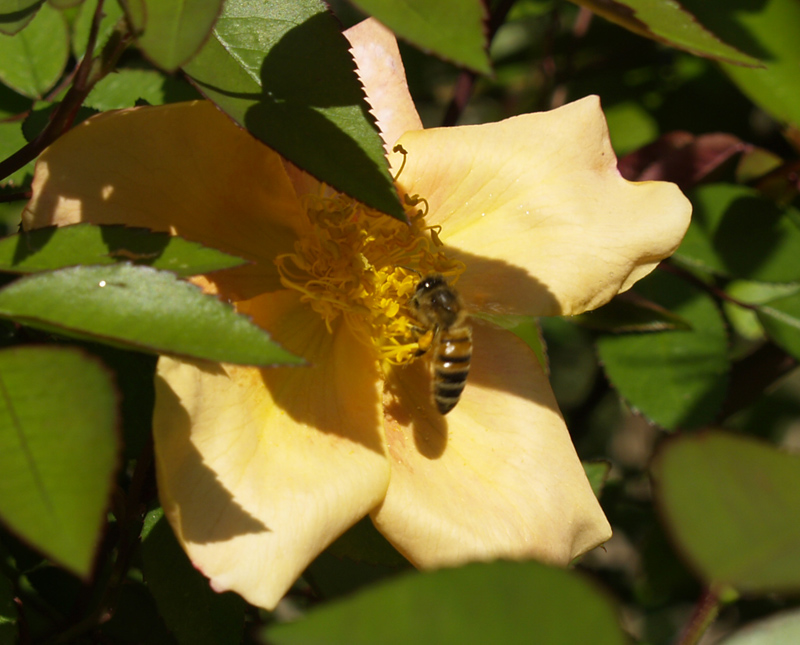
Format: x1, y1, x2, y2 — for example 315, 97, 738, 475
45, 436, 155, 644
0, 0, 131, 183
659, 262, 760, 311
676, 587, 721, 645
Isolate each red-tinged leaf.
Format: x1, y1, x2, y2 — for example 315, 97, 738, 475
618, 132, 749, 189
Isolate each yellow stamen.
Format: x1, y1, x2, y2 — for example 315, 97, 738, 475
275, 190, 464, 364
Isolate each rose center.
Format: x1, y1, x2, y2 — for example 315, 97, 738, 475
274, 189, 464, 364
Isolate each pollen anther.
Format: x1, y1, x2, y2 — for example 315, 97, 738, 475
274, 188, 465, 364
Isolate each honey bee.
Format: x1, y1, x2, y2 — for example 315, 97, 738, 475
410, 274, 472, 415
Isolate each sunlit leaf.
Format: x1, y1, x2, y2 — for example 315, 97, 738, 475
349, 0, 490, 73
0, 2, 68, 97
723, 280, 800, 344
71, 0, 124, 58
84, 67, 199, 110
123, 0, 224, 71
265, 561, 626, 645
0, 0, 42, 35
0, 264, 302, 366
654, 431, 800, 593
757, 292, 800, 361
0, 224, 247, 276
182, 0, 403, 220
675, 184, 800, 283
0, 346, 118, 576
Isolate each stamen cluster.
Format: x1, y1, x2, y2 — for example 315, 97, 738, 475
275, 190, 464, 364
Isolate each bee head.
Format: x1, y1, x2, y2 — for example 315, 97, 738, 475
415, 274, 447, 295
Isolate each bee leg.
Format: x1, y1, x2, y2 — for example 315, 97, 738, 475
414, 328, 436, 356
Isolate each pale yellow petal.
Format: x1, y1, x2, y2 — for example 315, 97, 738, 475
23, 101, 305, 299
393, 96, 691, 316
372, 321, 610, 567
345, 18, 423, 152
154, 291, 389, 609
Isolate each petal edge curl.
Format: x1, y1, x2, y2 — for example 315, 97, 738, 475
393, 96, 692, 316
154, 292, 389, 609
373, 321, 611, 568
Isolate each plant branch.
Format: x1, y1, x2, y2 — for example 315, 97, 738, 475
676, 587, 721, 645
0, 0, 130, 182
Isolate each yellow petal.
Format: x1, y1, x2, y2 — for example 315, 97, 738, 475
393, 96, 691, 316
345, 18, 423, 151
373, 321, 610, 567
23, 101, 305, 299
154, 291, 389, 609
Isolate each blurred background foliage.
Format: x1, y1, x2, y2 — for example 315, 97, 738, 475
2, 0, 800, 643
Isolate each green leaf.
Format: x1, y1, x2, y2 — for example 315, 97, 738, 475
326, 516, 409, 568
583, 461, 611, 499
680, 0, 800, 129
597, 270, 729, 430
0, 120, 33, 187
757, 292, 800, 361
0, 0, 42, 35
0, 346, 118, 576
477, 313, 547, 374
0, 566, 17, 643
350, 0, 490, 74
48, 0, 83, 8
721, 608, 800, 645
723, 280, 800, 344
265, 561, 626, 645
570, 0, 761, 67
0, 264, 303, 366
71, 0, 124, 58
674, 184, 800, 283
0, 224, 247, 276
141, 509, 245, 645
97, 580, 176, 644
123, 0, 224, 72
0, 80, 31, 120
654, 431, 800, 593
577, 292, 692, 333
85, 67, 199, 110
182, 0, 404, 220
0, 2, 68, 97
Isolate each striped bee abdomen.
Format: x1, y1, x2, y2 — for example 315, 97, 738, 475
433, 326, 472, 414
410, 273, 472, 415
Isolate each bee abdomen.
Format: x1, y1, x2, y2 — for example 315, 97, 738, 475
433, 327, 472, 415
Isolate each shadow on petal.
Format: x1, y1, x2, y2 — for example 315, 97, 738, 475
375, 324, 610, 569
384, 360, 448, 459
155, 374, 270, 545
449, 245, 561, 318
385, 319, 563, 461
239, 290, 386, 455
